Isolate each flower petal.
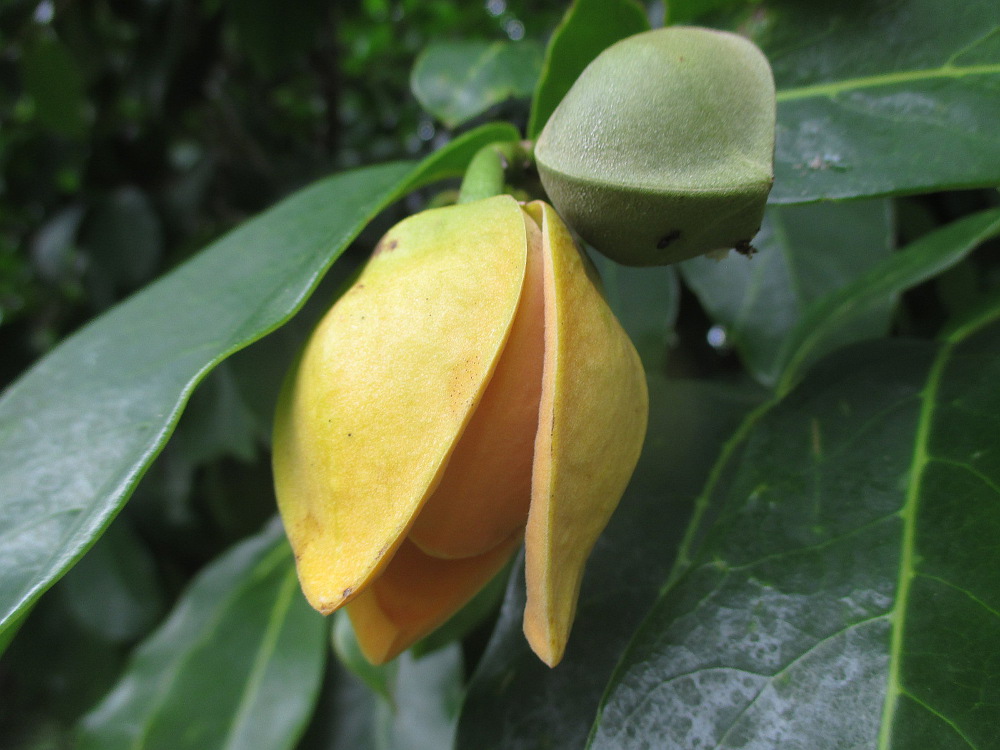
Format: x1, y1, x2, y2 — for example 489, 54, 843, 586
346, 533, 522, 665
522, 201, 649, 666
273, 196, 529, 614
408, 210, 545, 559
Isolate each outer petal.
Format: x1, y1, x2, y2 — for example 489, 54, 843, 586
522, 201, 649, 666
272, 196, 528, 614
346, 533, 522, 665
408, 211, 545, 559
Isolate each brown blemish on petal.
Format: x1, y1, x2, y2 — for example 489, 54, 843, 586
373, 238, 400, 257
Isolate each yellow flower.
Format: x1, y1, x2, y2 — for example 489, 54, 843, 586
272, 195, 647, 667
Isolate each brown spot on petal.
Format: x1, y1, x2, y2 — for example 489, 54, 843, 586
373, 238, 399, 257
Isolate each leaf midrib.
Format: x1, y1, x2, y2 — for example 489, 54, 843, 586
777, 62, 1000, 103
877, 303, 1000, 749
876, 337, 946, 748
130, 542, 290, 750
221, 563, 300, 750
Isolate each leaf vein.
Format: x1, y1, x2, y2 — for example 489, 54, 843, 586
898, 689, 979, 749
777, 63, 1000, 103
927, 456, 1000, 498
916, 573, 1000, 621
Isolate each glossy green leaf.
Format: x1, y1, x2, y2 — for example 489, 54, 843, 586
681, 200, 894, 386
527, 0, 649, 139
589, 304, 1000, 748
778, 207, 1000, 391
21, 30, 89, 138
456, 375, 764, 750
78, 522, 326, 750
0, 122, 519, 640
411, 41, 544, 129
766, 0, 1000, 203
593, 255, 680, 372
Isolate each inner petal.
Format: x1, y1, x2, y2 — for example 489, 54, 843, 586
408, 211, 545, 559
346, 533, 522, 665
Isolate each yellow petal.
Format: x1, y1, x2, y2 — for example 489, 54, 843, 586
408, 211, 545, 559
272, 195, 529, 614
522, 201, 649, 666
346, 533, 522, 665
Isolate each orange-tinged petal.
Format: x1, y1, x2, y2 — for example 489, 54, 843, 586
346, 533, 522, 665
272, 196, 529, 614
522, 201, 648, 667
408, 211, 545, 559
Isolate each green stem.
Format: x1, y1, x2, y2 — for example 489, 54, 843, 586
457, 141, 529, 204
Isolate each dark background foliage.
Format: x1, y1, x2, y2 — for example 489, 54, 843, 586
0, 2, 564, 745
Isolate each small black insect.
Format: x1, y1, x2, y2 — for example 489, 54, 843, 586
734, 239, 757, 257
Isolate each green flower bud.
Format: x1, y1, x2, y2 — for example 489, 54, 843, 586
535, 26, 776, 266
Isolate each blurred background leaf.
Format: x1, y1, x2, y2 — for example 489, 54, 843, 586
412, 40, 544, 129
303, 637, 464, 750
77, 521, 327, 750
680, 200, 894, 386
593, 255, 680, 372
20, 29, 90, 139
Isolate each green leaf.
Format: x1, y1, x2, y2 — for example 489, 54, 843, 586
172, 362, 259, 465
21, 30, 89, 138
681, 200, 894, 386
589, 305, 1000, 748
411, 40, 544, 129
527, 0, 649, 139
58, 520, 164, 643
766, 0, 1000, 203
332, 610, 398, 702
373, 646, 464, 750
0, 606, 26, 657
78, 522, 326, 750
665, 0, 751, 24
302, 645, 464, 750
593, 255, 680, 372
2, 583, 128, 739
778, 207, 1000, 391
0, 122, 519, 639
456, 375, 764, 750
82, 186, 164, 305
